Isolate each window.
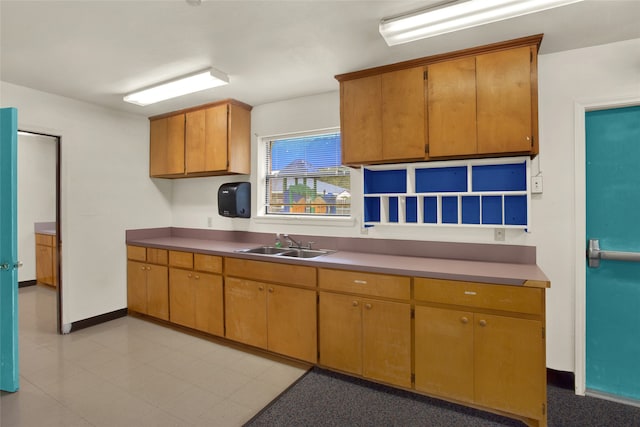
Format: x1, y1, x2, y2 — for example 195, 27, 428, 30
263, 130, 350, 217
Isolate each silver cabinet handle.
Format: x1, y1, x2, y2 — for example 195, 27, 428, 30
587, 239, 640, 268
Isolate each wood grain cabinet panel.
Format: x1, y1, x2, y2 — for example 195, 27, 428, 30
170, 267, 223, 336
337, 35, 541, 164
149, 99, 251, 178
340, 74, 383, 164
427, 57, 477, 157
149, 114, 185, 177
477, 46, 534, 155
414, 278, 547, 425
340, 67, 426, 165
318, 291, 411, 388
225, 275, 317, 363
126, 246, 169, 320
126, 259, 168, 320
35, 233, 57, 287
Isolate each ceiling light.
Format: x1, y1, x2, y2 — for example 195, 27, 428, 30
123, 68, 229, 106
379, 0, 584, 46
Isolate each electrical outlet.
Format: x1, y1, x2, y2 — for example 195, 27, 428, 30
494, 228, 505, 241
207, 217, 213, 228
532, 176, 543, 194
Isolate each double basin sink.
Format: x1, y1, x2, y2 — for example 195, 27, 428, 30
236, 245, 335, 259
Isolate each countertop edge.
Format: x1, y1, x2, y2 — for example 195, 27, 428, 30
126, 236, 550, 288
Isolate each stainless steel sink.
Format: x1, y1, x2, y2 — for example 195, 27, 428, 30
278, 248, 334, 258
239, 246, 291, 255
235, 246, 334, 259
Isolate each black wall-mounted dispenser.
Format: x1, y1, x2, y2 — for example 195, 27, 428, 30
218, 182, 251, 218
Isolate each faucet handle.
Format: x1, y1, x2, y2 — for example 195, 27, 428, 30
307, 241, 315, 249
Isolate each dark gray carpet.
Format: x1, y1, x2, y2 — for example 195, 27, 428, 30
245, 368, 640, 427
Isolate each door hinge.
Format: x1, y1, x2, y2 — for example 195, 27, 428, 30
423, 70, 428, 80
424, 144, 429, 154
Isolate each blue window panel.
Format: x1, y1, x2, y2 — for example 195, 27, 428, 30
406, 197, 418, 223
416, 167, 467, 193
364, 169, 406, 194
442, 196, 458, 224
423, 197, 437, 223
482, 196, 503, 225
462, 196, 480, 224
364, 197, 380, 222
472, 162, 526, 191
505, 195, 527, 225
389, 197, 399, 223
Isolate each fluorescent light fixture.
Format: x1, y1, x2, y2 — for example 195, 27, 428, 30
379, 0, 584, 46
123, 68, 229, 106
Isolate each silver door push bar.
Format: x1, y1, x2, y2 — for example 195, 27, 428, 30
587, 239, 640, 268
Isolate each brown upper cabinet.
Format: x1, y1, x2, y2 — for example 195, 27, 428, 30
341, 67, 426, 164
149, 99, 252, 178
336, 35, 542, 166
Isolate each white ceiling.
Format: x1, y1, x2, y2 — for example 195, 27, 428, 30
1, 0, 639, 118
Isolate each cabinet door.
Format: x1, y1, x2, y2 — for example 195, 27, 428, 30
381, 67, 426, 161
476, 46, 532, 154
319, 292, 362, 376
474, 314, 545, 419
225, 277, 267, 348
127, 261, 148, 314
427, 57, 477, 157
35, 244, 54, 285
267, 285, 317, 363
340, 75, 382, 164
362, 298, 412, 388
185, 105, 228, 174
194, 272, 224, 337
415, 306, 474, 402
169, 268, 194, 328
149, 115, 185, 177
146, 265, 169, 320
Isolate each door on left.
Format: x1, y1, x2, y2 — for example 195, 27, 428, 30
1, 107, 20, 392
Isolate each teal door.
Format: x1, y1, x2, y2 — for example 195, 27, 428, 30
0, 107, 20, 392
586, 105, 640, 401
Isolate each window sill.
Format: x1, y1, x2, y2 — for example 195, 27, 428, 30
253, 215, 356, 227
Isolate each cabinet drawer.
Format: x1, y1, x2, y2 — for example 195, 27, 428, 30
319, 268, 410, 300
127, 245, 147, 262
414, 278, 542, 315
36, 233, 53, 246
169, 250, 193, 269
147, 248, 168, 265
194, 253, 222, 274
225, 258, 316, 288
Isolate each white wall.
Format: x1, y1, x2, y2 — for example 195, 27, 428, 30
535, 38, 640, 372
171, 38, 640, 372
1, 82, 173, 326
17, 134, 56, 282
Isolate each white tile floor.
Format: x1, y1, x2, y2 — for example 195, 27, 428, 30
1, 285, 308, 426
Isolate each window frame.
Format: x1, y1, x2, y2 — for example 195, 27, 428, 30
255, 127, 355, 226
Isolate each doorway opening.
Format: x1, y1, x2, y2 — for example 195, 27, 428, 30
17, 130, 62, 334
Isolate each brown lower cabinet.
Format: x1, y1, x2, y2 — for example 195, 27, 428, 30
318, 268, 412, 388
225, 277, 317, 363
35, 233, 57, 287
126, 245, 548, 427
318, 291, 411, 388
168, 251, 224, 336
414, 278, 547, 425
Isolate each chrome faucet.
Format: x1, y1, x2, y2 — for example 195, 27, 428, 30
282, 234, 313, 249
